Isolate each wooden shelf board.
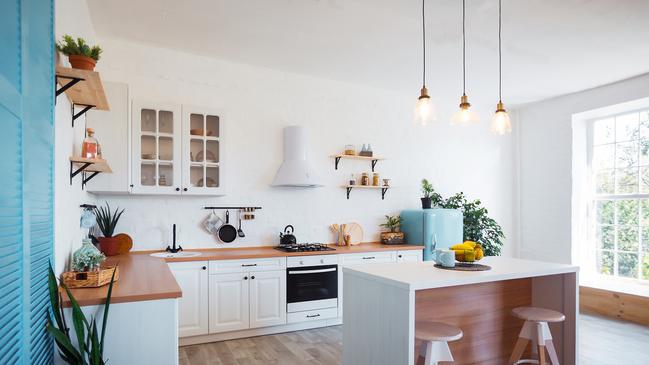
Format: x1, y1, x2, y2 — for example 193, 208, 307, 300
69, 157, 112, 173
342, 185, 390, 189
331, 154, 385, 161
56, 66, 110, 110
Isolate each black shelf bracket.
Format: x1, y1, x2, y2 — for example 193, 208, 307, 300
55, 75, 84, 99
346, 187, 353, 199
70, 161, 92, 185
71, 103, 95, 127
371, 159, 378, 172
334, 156, 341, 170
381, 187, 389, 200
345, 186, 389, 200
82, 171, 101, 188
203, 206, 263, 210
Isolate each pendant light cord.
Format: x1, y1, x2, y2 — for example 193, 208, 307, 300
498, 0, 502, 102
422, 0, 426, 87
462, 0, 466, 95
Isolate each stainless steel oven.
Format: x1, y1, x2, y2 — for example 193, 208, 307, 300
286, 258, 338, 313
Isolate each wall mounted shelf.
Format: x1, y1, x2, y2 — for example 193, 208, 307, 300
69, 157, 112, 188
55, 66, 110, 127
343, 185, 390, 200
331, 154, 384, 172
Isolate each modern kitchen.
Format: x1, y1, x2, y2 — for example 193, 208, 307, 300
4, 0, 649, 365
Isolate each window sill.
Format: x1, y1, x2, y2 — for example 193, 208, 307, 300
580, 273, 649, 298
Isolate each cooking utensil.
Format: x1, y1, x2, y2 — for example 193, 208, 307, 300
114, 233, 134, 254
203, 210, 222, 235
279, 225, 297, 246
345, 222, 364, 245
237, 210, 245, 238
218, 210, 237, 243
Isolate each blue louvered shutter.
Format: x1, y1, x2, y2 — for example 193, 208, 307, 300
0, 0, 54, 363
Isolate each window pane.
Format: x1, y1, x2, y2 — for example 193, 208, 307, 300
618, 226, 639, 251
615, 141, 638, 168
616, 167, 638, 193
593, 144, 615, 170
639, 139, 649, 165
593, 118, 615, 145
642, 227, 649, 252
596, 225, 615, 250
641, 167, 649, 193
643, 255, 649, 280
615, 112, 640, 142
617, 199, 639, 225
597, 250, 614, 275
618, 252, 639, 278
596, 200, 615, 225
641, 200, 649, 226
595, 169, 615, 194
640, 111, 649, 139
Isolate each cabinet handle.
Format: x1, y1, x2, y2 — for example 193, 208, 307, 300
362, 256, 375, 260
183, 188, 188, 192
241, 263, 257, 267
202, 266, 207, 270
244, 276, 248, 280
251, 276, 255, 280
306, 314, 320, 318
129, 184, 134, 188
175, 187, 180, 191
398, 255, 402, 258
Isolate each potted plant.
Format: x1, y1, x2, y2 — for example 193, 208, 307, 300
94, 203, 124, 256
379, 215, 405, 245
420, 179, 435, 209
47, 263, 115, 364
56, 35, 102, 71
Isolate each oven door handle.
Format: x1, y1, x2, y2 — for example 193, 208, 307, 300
287, 267, 337, 275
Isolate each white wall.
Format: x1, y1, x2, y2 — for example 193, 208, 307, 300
515, 73, 649, 264
81, 37, 516, 254
54, 0, 99, 274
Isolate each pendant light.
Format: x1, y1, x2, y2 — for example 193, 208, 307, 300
413, 0, 435, 126
490, 0, 512, 135
451, 0, 479, 125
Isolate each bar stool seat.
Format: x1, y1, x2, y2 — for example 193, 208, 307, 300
416, 321, 463, 365
509, 306, 565, 365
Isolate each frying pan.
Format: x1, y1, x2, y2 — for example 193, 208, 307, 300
218, 210, 237, 243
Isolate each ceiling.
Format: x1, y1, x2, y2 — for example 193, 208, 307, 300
87, 0, 649, 106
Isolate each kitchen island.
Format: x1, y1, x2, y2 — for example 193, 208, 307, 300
342, 256, 578, 365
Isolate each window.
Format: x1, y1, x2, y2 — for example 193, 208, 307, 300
590, 109, 649, 282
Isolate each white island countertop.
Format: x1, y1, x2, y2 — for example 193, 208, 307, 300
343, 256, 579, 291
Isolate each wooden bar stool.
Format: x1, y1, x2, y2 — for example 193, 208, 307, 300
508, 306, 565, 365
415, 321, 463, 365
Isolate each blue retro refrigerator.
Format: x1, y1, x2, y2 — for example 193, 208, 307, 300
400, 209, 463, 261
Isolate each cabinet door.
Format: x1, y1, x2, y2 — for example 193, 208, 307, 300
181, 105, 225, 196
397, 250, 423, 262
249, 270, 286, 329
168, 261, 209, 337
131, 100, 182, 194
209, 272, 250, 334
86, 82, 130, 193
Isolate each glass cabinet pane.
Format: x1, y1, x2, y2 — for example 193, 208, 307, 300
159, 136, 174, 161
190, 166, 203, 187
141, 135, 156, 160
206, 115, 219, 137
190, 114, 205, 136
141, 163, 156, 186
141, 109, 156, 132
159, 110, 174, 134
206, 166, 219, 187
205, 140, 219, 163
159, 163, 174, 187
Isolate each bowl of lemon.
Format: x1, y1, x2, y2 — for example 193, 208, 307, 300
450, 241, 484, 263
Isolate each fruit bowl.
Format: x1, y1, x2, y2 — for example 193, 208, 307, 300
450, 241, 484, 263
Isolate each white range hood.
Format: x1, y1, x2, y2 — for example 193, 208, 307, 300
271, 126, 323, 188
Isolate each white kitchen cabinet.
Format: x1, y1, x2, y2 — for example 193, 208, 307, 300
339, 251, 397, 265
181, 105, 225, 195
86, 82, 130, 194
396, 250, 423, 262
131, 100, 182, 194
208, 272, 250, 334
168, 261, 209, 337
249, 270, 287, 328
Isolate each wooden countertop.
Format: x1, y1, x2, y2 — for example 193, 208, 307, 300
63, 242, 423, 307
62, 253, 182, 308
159, 242, 424, 262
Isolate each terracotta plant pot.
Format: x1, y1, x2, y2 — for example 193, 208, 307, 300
68, 55, 96, 71
380, 231, 405, 245
98, 236, 120, 256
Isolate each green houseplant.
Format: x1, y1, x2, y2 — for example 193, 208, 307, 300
47, 264, 115, 364
56, 35, 102, 71
420, 178, 443, 209
93, 203, 124, 256
379, 215, 405, 245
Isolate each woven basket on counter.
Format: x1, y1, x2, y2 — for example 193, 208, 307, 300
61, 266, 119, 288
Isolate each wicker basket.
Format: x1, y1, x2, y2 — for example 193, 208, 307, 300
61, 266, 119, 288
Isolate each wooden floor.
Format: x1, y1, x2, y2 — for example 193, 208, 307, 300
179, 314, 649, 365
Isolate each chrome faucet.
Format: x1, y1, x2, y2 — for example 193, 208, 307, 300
165, 224, 183, 253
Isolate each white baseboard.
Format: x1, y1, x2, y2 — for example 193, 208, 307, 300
179, 317, 343, 346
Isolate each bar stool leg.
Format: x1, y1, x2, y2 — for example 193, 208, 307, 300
508, 337, 529, 364
418, 340, 454, 365
536, 322, 547, 365
545, 339, 560, 365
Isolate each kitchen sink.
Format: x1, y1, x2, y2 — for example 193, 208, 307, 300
149, 251, 202, 258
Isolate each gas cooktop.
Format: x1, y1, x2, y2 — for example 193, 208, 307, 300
274, 243, 336, 252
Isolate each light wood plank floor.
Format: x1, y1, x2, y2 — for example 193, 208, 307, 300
179, 314, 649, 364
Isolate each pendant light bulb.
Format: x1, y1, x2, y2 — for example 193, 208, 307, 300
490, 101, 511, 135
414, 86, 436, 126
451, 94, 479, 125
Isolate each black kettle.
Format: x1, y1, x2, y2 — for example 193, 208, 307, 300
279, 225, 297, 246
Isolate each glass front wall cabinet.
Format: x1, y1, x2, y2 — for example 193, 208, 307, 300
182, 106, 224, 195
